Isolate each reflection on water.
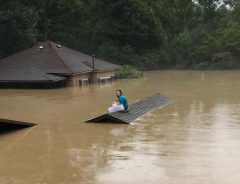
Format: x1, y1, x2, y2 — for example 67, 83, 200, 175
0, 70, 240, 184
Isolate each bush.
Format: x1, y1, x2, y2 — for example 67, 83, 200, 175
116, 65, 143, 79
211, 51, 232, 62
192, 62, 209, 70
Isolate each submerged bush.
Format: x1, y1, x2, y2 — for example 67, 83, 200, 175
116, 65, 143, 79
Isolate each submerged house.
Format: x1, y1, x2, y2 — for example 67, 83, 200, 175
0, 41, 121, 88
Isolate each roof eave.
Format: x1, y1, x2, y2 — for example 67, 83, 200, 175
0, 79, 65, 83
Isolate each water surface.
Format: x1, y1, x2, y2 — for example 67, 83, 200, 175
0, 70, 240, 184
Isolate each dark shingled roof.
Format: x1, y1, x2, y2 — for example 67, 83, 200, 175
51, 42, 122, 73
86, 93, 175, 124
0, 118, 36, 127
0, 70, 66, 82
0, 41, 121, 75
0, 118, 36, 132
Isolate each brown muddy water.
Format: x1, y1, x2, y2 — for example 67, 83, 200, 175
0, 70, 240, 184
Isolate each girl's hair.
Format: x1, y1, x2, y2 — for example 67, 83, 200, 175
116, 89, 122, 95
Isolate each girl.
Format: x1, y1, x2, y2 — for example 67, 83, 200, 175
113, 89, 129, 111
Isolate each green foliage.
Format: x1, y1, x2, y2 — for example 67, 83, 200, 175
219, 21, 240, 52
97, 42, 138, 65
211, 51, 233, 62
0, 0, 240, 69
116, 65, 143, 79
0, 1, 38, 57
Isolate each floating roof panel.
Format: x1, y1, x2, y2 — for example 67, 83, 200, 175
86, 93, 174, 124
0, 118, 36, 132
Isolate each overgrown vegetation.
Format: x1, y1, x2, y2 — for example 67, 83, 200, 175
0, 0, 240, 69
116, 65, 144, 79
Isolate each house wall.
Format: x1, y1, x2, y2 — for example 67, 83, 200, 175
66, 73, 91, 87
66, 70, 117, 87
91, 71, 116, 83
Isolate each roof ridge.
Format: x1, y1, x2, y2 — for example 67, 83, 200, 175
48, 41, 74, 74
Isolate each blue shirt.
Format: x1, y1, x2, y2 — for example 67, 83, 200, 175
118, 95, 128, 110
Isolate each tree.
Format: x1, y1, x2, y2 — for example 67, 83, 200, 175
0, 0, 39, 57
0, 0, 239, 69
197, 0, 221, 19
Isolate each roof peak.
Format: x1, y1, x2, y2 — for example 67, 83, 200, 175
0, 40, 121, 76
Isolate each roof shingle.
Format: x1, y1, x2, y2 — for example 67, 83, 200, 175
0, 70, 66, 82
0, 41, 121, 75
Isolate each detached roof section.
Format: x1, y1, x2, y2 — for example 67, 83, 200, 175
86, 93, 175, 124
0, 41, 121, 75
0, 118, 36, 132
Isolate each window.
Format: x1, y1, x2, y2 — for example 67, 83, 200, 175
80, 79, 89, 87
98, 77, 112, 85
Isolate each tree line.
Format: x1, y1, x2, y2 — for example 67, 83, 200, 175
0, 0, 240, 69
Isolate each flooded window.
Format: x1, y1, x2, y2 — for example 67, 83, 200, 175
80, 79, 89, 87
98, 77, 112, 86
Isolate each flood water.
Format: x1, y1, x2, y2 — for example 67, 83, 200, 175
0, 70, 240, 184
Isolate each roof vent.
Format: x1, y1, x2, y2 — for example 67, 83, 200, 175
56, 44, 62, 48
